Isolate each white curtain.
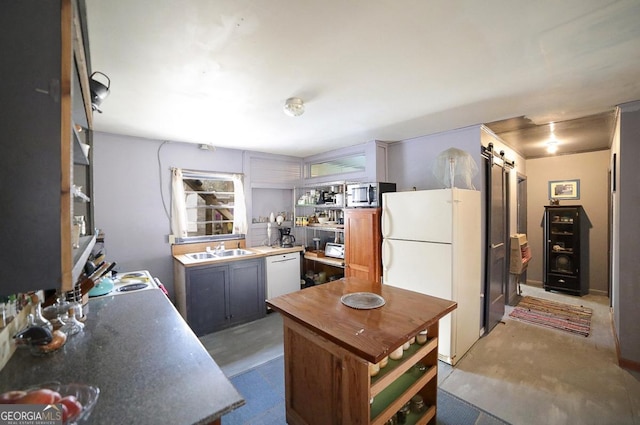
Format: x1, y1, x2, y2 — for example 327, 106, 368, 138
171, 167, 188, 238
232, 174, 248, 234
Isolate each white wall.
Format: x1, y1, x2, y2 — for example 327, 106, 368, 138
93, 132, 245, 298
525, 150, 610, 294
388, 125, 482, 191
613, 101, 640, 368
610, 112, 621, 346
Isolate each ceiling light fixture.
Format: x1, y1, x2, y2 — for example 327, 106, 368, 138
283, 97, 305, 117
546, 122, 558, 153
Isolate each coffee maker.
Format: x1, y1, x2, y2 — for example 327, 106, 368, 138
279, 227, 296, 248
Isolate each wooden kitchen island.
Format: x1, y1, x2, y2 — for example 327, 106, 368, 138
266, 277, 456, 425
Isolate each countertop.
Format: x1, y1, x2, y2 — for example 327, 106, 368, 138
173, 245, 303, 267
0, 289, 244, 425
266, 277, 457, 363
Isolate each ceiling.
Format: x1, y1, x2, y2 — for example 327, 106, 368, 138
84, 0, 640, 158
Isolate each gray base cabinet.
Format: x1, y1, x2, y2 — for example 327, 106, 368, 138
186, 259, 265, 336
188, 266, 228, 336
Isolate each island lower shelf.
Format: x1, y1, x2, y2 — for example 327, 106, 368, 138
370, 338, 438, 425
280, 318, 440, 425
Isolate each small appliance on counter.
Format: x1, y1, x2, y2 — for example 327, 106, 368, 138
279, 228, 296, 248
88, 270, 158, 298
346, 182, 396, 208
324, 243, 344, 259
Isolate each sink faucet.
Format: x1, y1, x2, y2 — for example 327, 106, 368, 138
206, 243, 225, 255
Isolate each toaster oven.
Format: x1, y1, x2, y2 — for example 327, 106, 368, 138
324, 243, 345, 259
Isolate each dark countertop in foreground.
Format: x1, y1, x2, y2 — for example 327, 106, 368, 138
0, 289, 244, 424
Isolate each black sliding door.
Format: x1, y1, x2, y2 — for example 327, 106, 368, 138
484, 154, 510, 333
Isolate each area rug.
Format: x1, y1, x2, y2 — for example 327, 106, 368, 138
509, 296, 592, 337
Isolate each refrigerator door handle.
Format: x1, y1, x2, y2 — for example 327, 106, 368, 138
382, 239, 391, 272
381, 205, 390, 238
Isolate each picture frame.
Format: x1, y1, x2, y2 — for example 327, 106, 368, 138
548, 179, 580, 200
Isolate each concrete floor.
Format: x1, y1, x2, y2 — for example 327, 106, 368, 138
200, 312, 284, 377
438, 284, 640, 425
203, 284, 640, 425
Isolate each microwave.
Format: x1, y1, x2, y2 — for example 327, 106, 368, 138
346, 182, 396, 207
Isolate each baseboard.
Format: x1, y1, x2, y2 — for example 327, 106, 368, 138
526, 280, 609, 297
525, 280, 543, 288
619, 357, 640, 372
611, 310, 640, 373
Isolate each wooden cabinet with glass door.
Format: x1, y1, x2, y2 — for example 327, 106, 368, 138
543, 205, 588, 296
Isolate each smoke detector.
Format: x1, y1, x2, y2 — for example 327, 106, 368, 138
198, 143, 216, 151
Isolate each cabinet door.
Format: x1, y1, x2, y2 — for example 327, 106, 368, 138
344, 208, 382, 283
1, 1, 63, 296
228, 259, 265, 325
546, 208, 577, 271
0, 0, 94, 297
544, 206, 587, 295
187, 266, 228, 336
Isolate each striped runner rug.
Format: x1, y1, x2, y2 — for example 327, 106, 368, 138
509, 296, 592, 337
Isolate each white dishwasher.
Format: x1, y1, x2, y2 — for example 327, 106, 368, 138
266, 252, 301, 299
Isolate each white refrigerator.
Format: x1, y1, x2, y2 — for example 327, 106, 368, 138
381, 188, 481, 365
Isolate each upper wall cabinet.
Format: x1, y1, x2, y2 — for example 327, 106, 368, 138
0, 0, 95, 297
303, 140, 390, 186
248, 155, 302, 189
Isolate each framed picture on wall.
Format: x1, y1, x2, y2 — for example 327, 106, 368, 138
548, 179, 580, 200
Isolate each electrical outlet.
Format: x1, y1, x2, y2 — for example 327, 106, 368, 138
168, 234, 175, 244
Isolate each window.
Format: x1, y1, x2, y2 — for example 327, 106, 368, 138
308, 154, 366, 178
184, 176, 235, 235
171, 168, 247, 240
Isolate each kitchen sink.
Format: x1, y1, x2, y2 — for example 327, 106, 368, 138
186, 249, 253, 260
187, 252, 217, 260
214, 249, 253, 257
